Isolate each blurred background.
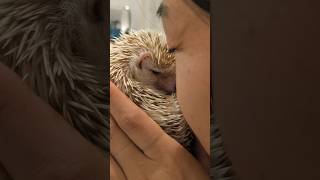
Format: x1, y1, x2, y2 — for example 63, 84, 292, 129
110, 0, 163, 40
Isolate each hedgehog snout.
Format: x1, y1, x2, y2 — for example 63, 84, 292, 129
157, 77, 176, 94
166, 81, 176, 94
163, 86, 176, 95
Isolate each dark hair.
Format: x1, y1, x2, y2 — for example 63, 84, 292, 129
192, 0, 210, 13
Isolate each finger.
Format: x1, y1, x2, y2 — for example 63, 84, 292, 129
0, 63, 106, 179
110, 82, 172, 157
110, 116, 148, 176
110, 155, 126, 180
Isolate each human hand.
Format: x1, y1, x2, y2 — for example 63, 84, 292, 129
110, 82, 209, 180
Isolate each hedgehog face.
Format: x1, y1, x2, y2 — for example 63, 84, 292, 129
131, 51, 176, 94
110, 30, 177, 94
114, 30, 177, 94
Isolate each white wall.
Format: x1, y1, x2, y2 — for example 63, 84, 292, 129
110, 0, 164, 32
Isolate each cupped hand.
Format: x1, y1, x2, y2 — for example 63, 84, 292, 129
110, 82, 209, 180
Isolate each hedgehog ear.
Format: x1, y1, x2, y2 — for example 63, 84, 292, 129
137, 52, 152, 69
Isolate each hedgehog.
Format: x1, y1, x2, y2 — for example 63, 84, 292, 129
110, 30, 194, 150
0, 0, 108, 153
0, 1, 109, 178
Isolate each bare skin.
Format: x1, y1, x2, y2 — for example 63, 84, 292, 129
110, 82, 209, 180
110, 0, 210, 179
161, 0, 210, 155
131, 51, 176, 94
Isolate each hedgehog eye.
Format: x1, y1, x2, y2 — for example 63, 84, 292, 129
151, 69, 161, 75
168, 48, 177, 54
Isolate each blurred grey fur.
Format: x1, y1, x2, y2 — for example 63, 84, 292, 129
0, 0, 108, 152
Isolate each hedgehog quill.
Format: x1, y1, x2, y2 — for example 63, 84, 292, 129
110, 30, 194, 150
0, 0, 109, 179
0, 0, 108, 151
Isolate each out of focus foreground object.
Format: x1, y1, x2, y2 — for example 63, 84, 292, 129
213, 0, 320, 179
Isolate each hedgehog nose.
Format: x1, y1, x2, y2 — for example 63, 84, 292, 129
165, 82, 176, 95
170, 81, 176, 93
